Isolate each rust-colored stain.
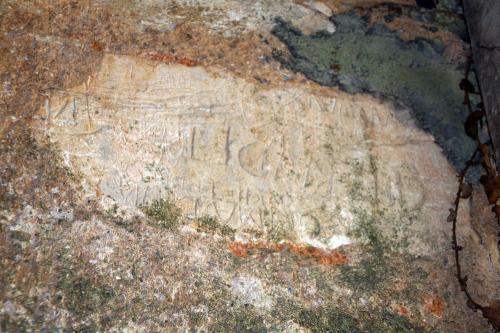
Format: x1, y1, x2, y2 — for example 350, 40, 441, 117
178, 57, 198, 67
91, 40, 104, 52
228, 241, 347, 265
140, 52, 198, 67
424, 296, 445, 317
397, 305, 409, 317
140, 52, 175, 64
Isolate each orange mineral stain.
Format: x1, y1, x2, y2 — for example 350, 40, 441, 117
178, 57, 198, 67
140, 51, 175, 64
397, 305, 409, 317
228, 241, 347, 266
424, 296, 444, 317
139, 52, 198, 67
228, 242, 249, 258
91, 40, 104, 52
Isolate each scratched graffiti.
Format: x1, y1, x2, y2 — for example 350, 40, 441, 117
34, 54, 456, 253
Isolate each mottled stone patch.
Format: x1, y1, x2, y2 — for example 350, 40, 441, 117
272, 12, 473, 168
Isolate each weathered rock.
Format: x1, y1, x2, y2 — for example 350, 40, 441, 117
1, 0, 498, 332
272, 13, 473, 169
35, 53, 455, 257
146, 0, 336, 35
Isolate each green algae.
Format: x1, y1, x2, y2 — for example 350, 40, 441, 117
340, 255, 387, 293
9, 230, 31, 242
141, 197, 182, 230
208, 308, 268, 333
341, 226, 389, 293
58, 268, 115, 316
366, 310, 425, 333
55, 253, 118, 331
272, 300, 426, 333
196, 215, 236, 237
272, 13, 474, 168
341, 204, 430, 295
54, 245, 112, 318
296, 306, 363, 333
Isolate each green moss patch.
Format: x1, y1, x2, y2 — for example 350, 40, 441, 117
141, 198, 182, 230
195, 215, 236, 237
58, 271, 115, 315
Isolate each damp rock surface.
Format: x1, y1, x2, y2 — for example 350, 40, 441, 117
272, 12, 474, 169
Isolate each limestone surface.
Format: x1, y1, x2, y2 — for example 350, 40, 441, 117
36, 53, 455, 256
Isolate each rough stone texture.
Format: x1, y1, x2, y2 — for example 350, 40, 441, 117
272, 11, 473, 169
34, 53, 455, 256
458, 186, 500, 309
463, 0, 500, 169
0, 0, 498, 332
171, 0, 336, 35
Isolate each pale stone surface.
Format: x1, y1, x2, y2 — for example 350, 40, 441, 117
231, 275, 273, 310
306, 1, 333, 17
135, 0, 335, 35
35, 54, 457, 256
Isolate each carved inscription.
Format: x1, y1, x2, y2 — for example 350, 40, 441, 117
33, 54, 455, 253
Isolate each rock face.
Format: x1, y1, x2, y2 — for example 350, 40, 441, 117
36, 53, 454, 255
107, 0, 336, 38
272, 12, 473, 169
1, 0, 499, 332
